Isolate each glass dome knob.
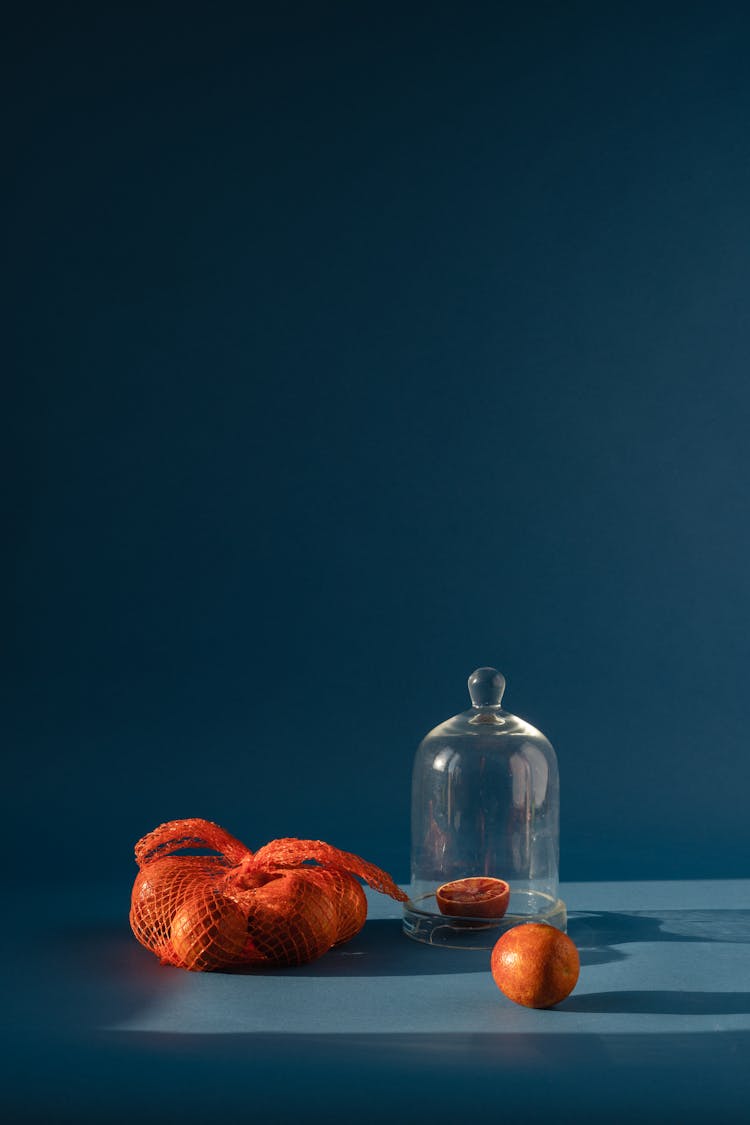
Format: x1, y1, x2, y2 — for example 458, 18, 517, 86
468, 667, 506, 707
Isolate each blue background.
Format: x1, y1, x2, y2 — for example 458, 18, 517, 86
7, 2, 750, 888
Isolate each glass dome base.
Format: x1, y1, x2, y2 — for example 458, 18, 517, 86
402, 890, 567, 949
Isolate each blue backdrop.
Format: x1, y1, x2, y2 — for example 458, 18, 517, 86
7, 2, 750, 888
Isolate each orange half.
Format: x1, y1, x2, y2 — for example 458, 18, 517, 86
436, 876, 510, 918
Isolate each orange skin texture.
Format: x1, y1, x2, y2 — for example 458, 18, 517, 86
300, 868, 368, 945
171, 890, 251, 971
129, 818, 406, 971
491, 923, 580, 1008
130, 855, 231, 958
436, 877, 510, 919
237, 871, 339, 966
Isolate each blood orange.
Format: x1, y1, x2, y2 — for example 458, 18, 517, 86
491, 923, 579, 1008
436, 877, 510, 918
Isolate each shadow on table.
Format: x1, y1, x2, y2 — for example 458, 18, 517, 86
21, 925, 173, 1034
568, 909, 750, 968
17, 916, 487, 1037
237, 917, 489, 977
562, 989, 750, 1014
23, 907, 750, 1035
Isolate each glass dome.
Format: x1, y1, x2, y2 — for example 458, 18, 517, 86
403, 667, 566, 948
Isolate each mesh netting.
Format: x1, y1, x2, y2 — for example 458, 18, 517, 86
237, 872, 338, 966
134, 818, 251, 868
129, 818, 407, 971
170, 886, 254, 971
299, 868, 368, 947
252, 837, 406, 899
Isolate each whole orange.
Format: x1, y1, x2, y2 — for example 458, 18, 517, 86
491, 923, 579, 1008
171, 890, 250, 971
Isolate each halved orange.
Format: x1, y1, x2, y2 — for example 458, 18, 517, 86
436, 876, 510, 918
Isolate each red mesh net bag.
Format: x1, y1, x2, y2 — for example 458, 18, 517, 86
130, 818, 407, 971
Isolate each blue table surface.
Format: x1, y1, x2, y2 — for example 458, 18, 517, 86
5, 880, 750, 1123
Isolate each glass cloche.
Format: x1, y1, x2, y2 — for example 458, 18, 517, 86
403, 667, 566, 948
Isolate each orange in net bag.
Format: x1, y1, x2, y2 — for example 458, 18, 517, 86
129, 818, 407, 970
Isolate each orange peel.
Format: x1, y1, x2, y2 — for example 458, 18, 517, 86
491, 923, 580, 1008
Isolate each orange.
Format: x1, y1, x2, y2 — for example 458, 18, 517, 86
170, 890, 250, 971
302, 868, 368, 945
436, 876, 510, 918
491, 923, 579, 1008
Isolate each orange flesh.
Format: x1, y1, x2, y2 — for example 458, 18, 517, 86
436, 877, 510, 918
